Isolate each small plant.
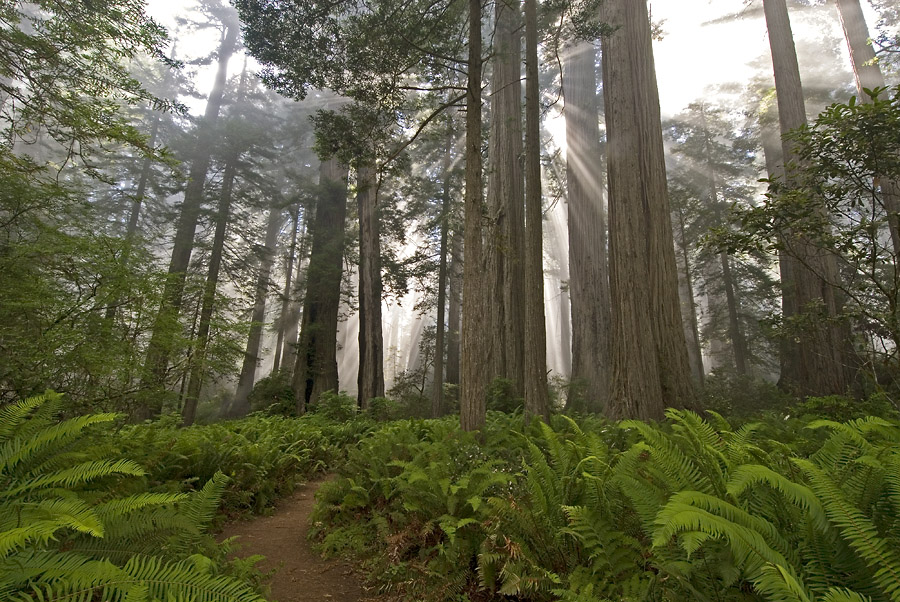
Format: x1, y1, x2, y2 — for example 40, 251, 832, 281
248, 370, 296, 416
313, 390, 357, 421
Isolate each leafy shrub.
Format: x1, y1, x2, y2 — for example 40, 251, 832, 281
486, 377, 522, 413
248, 370, 296, 416
0, 392, 265, 602
313, 390, 358, 421
367, 396, 401, 421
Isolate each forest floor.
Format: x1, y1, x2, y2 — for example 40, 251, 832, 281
220, 478, 377, 602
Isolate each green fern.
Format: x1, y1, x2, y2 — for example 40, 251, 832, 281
0, 393, 266, 602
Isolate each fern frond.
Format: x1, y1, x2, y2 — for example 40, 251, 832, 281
726, 464, 828, 531
794, 458, 900, 602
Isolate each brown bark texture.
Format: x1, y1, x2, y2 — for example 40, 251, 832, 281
446, 226, 463, 386
601, 0, 694, 420
293, 157, 349, 413
486, 0, 525, 394
357, 161, 385, 409
523, 0, 551, 422
562, 40, 612, 409
461, 0, 488, 432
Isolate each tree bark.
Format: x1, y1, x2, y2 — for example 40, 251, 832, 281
523, 0, 551, 422
292, 157, 349, 413
486, 0, 525, 394
562, 40, 612, 410
601, 0, 694, 420
446, 225, 463, 387
461, 0, 488, 432
357, 160, 384, 409
140, 22, 239, 412
764, 0, 854, 395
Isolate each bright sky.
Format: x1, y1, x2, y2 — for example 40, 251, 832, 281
144, 0, 880, 120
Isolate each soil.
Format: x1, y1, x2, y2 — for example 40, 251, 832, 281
220, 478, 376, 602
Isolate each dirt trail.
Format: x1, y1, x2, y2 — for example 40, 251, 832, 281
220, 478, 375, 602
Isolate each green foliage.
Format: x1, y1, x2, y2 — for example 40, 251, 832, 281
248, 370, 296, 416
0, 392, 265, 602
311, 406, 900, 602
112, 412, 375, 516
313, 390, 359, 421
486, 377, 523, 413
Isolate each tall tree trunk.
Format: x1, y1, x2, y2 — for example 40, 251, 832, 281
764, 0, 854, 395
181, 153, 238, 426
835, 0, 900, 259
461, 0, 488, 432
292, 157, 349, 413
357, 160, 384, 409
720, 252, 748, 375
523, 0, 551, 422
760, 117, 801, 389
432, 125, 453, 418
562, 40, 612, 410
281, 217, 309, 376
230, 206, 284, 417
675, 208, 706, 385
601, 0, 694, 420
486, 0, 525, 394
446, 225, 463, 386
272, 205, 300, 374
140, 22, 238, 412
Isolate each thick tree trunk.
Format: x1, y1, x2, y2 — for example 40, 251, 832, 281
486, 0, 525, 394
230, 206, 284, 417
140, 23, 238, 411
764, 0, 854, 395
835, 0, 900, 259
461, 0, 488, 432
292, 157, 349, 413
601, 0, 694, 420
674, 208, 705, 385
273, 206, 300, 374
181, 154, 238, 426
357, 161, 384, 409
446, 226, 463, 387
431, 128, 453, 418
523, 0, 551, 422
562, 40, 612, 410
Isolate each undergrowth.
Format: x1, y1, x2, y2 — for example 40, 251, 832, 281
311, 406, 900, 602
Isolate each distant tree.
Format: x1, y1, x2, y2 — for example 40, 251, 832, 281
140, 2, 241, 414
